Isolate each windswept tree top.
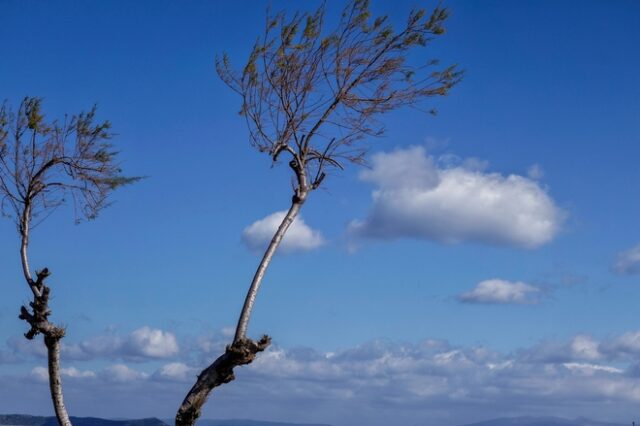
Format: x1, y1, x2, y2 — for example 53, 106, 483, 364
0, 97, 139, 232
217, 0, 462, 192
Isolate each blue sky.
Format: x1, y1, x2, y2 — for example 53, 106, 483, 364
0, 1, 639, 425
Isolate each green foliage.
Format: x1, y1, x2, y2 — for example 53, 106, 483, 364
216, 0, 462, 193
0, 97, 140, 228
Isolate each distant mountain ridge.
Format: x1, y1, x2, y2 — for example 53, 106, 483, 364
3, 414, 628, 426
163, 420, 332, 426
460, 416, 629, 426
0, 415, 332, 426
0, 415, 167, 426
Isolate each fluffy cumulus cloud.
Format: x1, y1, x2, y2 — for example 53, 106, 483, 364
9, 326, 181, 362
459, 279, 540, 305
61, 366, 97, 379
235, 334, 640, 425
152, 362, 195, 382
242, 211, 325, 253
6, 331, 640, 426
124, 326, 179, 358
613, 244, 640, 275
521, 335, 603, 364
30, 366, 96, 382
603, 331, 640, 358
570, 335, 602, 361
101, 364, 149, 382
29, 366, 49, 383
349, 146, 564, 248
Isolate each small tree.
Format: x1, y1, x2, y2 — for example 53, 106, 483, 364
0, 97, 138, 426
176, 1, 462, 423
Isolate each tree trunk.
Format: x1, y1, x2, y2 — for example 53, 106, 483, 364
234, 199, 303, 343
176, 196, 305, 426
18, 271, 72, 426
19, 222, 73, 426
175, 336, 270, 426
45, 335, 72, 426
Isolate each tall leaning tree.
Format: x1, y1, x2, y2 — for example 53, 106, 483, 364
176, 1, 462, 423
0, 97, 138, 426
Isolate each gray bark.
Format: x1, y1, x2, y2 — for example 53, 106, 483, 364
177, 190, 307, 426
175, 336, 270, 426
18, 212, 73, 426
45, 336, 72, 426
234, 198, 304, 343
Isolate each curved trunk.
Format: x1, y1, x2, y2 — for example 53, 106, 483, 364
20, 234, 32, 282
176, 195, 305, 426
45, 336, 72, 426
19, 207, 73, 426
175, 336, 270, 426
20, 204, 34, 284
234, 199, 303, 343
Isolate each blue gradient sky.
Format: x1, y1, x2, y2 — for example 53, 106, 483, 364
0, 1, 639, 425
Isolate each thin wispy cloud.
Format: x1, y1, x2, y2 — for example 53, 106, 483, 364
613, 244, 640, 275
30, 366, 96, 383
527, 163, 545, 180
459, 279, 541, 305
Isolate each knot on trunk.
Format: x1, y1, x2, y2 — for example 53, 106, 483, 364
35, 267, 51, 284
226, 335, 271, 365
176, 335, 272, 426
18, 267, 65, 341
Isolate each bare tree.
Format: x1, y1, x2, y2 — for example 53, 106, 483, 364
0, 97, 138, 426
176, 1, 462, 423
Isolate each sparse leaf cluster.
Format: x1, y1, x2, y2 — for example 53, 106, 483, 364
0, 97, 139, 231
176, 2, 462, 424
216, 0, 461, 198
0, 3, 462, 425
0, 97, 138, 426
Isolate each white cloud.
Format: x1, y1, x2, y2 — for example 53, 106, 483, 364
220, 326, 236, 338
61, 367, 96, 379
101, 364, 149, 382
563, 362, 622, 375
124, 326, 179, 358
349, 146, 563, 248
30, 363, 127, 383
459, 279, 540, 304
242, 211, 324, 253
613, 244, 640, 275
570, 335, 601, 361
360, 146, 440, 191
243, 337, 639, 415
523, 335, 604, 364
9, 332, 640, 426
68, 333, 122, 359
8, 335, 47, 358
30, 366, 49, 383
153, 362, 195, 382
527, 163, 545, 180
59, 326, 179, 361
605, 331, 640, 357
